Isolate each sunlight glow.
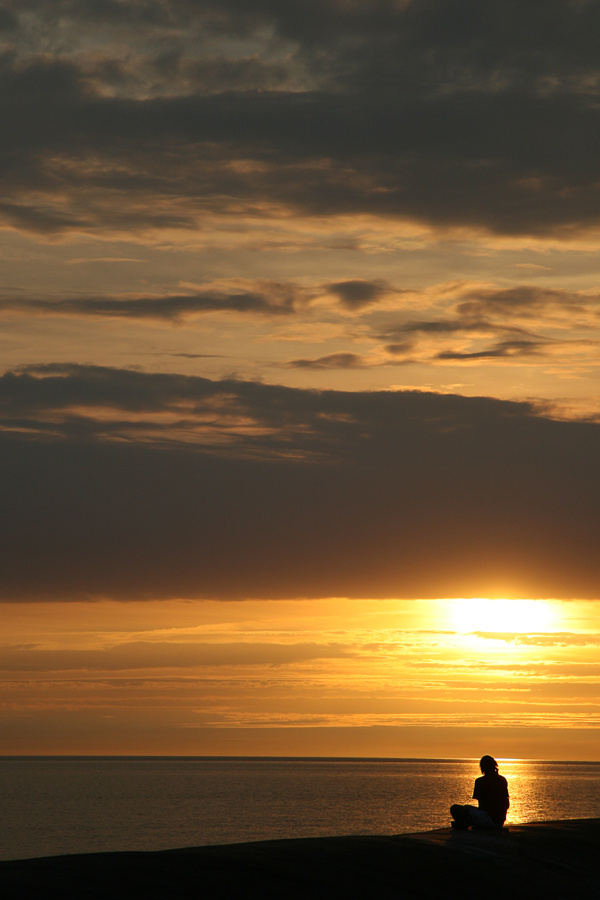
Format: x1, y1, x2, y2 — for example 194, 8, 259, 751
451, 598, 559, 634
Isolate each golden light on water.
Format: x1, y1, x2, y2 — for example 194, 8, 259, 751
451, 598, 560, 634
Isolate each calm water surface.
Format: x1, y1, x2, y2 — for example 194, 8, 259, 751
1, 757, 600, 860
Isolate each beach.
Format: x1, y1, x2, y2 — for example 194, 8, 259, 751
1, 818, 598, 899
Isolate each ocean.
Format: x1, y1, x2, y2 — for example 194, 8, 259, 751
2, 757, 600, 861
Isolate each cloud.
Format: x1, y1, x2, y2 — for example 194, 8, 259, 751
456, 286, 600, 318
436, 338, 547, 360
0, 640, 353, 671
326, 280, 391, 310
372, 282, 600, 366
473, 632, 600, 646
285, 352, 369, 369
0, 279, 399, 323
0, 287, 299, 321
4, 277, 597, 375
4, 4, 600, 237
0, 6, 17, 32
528, 682, 600, 699
384, 341, 415, 358
1, 364, 600, 601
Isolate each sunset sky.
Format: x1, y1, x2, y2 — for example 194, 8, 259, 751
2, 1, 600, 759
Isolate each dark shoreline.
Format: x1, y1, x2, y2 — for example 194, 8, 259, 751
1, 819, 599, 899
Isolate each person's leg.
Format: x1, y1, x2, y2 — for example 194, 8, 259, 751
450, 804, 470, 829
464, 807, 500, 829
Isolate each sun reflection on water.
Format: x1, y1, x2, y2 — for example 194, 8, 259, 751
497, 760, 600, 825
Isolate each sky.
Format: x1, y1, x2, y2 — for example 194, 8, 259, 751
2, 0, 600, 759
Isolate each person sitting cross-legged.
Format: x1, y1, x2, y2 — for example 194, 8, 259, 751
450, 756, 509, 830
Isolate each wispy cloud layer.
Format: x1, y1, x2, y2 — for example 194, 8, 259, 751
3, 279, 599, 381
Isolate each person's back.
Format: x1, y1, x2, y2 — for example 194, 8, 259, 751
473, 768, 509, 825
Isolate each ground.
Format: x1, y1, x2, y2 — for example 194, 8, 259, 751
1, 819, 598, 899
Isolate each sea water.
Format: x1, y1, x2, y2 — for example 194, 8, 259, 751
1, 757, 600, 860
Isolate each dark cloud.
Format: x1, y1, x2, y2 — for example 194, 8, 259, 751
380, 318, 513, 338
285, 350, 414, 368
456, 286, 600, 318
1, 365, 600, 601
3, 88, 596, 237
393, 320, 475, 336
286, 353, 368, 369
384, 341, 415, 357
437, 338, 547, 360
171, 352, 225, 359
326, 280, 390, 310
0, 6, 17, 31
34, 0, 600, 86
173, 57, 290, 93
0, 288, 298, 321
0, 640, 352, 671
3, 4, 600, 235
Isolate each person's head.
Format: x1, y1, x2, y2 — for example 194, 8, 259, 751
480, 755, 499, 775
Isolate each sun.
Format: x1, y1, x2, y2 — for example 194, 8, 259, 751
451, 597, 558, 634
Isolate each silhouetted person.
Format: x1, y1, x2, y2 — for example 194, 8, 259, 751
450, 755, 509, 829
